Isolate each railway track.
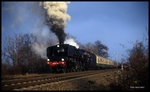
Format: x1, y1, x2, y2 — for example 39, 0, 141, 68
2, 69, 117, 91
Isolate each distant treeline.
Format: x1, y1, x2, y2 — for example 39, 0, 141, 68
2, 33, 109, 75
2, 34, 54, 75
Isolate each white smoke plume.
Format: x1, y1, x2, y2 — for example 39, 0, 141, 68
40, 2, 71, 44
31, 2, 71, 59
31, 26, 58, 59
64, 38, 79, 49
32, 42, 47, 59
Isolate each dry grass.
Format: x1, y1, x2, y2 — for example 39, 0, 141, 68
2, 73, 41, 80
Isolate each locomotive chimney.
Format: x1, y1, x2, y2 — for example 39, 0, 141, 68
59, 41, 63, 45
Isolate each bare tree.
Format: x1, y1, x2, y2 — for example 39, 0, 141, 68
79, 40, 109, 58
2, 34, 31, 74
2, 33, 57, 75
94, 40, 108, 58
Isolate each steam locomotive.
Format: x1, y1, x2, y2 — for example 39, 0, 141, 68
46, 44, 118, 73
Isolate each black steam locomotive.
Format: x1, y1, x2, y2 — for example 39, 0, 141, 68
46, 44, 117, 73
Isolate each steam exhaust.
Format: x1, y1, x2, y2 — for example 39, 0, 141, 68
40, 2, 71, 44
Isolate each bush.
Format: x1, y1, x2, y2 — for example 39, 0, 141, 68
110, 42, 149, 90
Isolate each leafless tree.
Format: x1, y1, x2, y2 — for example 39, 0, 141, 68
2, 33, 56, 75
79, 40, 109, 58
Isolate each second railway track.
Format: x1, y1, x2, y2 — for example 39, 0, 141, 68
2, 69, 117, 91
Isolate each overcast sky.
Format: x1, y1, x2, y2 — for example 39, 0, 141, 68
2, 1, 149, 62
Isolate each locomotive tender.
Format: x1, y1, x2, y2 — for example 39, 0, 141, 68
46, 44, 117, 72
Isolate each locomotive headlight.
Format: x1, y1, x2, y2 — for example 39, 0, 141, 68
47, 59, 50, 61
62, 58, 64, 61
57, 45, 59, 47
